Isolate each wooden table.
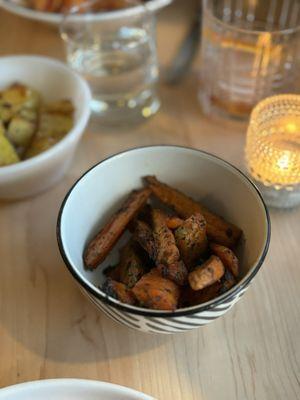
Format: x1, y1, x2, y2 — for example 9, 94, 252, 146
0, 2, 299, 399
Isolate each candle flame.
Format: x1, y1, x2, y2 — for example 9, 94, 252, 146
286, 122, 299, 133
276, 152, 291, 170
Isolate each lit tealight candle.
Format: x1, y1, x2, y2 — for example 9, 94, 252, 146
245, 95, 300, 208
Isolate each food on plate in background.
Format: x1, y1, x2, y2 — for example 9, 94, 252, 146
84, 176, 242, 311
0, 83, 74, 167
31, 0, 145, 13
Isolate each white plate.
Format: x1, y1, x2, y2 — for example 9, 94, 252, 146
0, 379, 154, 400
0, 0, 172, 24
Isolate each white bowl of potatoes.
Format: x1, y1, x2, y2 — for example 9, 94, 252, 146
0, 55, 91, 200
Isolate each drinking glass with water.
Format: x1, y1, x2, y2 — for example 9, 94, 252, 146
200, 0, 300, 120
60, 0, 160, 125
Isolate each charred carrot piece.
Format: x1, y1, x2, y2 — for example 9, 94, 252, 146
132, 269, 180, 310
210, 243, 239, 278
84, 187, 151, 269
174, 213, 207, 270
165, 215, 183, 230
152, 208, 180, 266
157, 260, 188, 286
133, 220, 156, 261
104, 240, 146, 287
102, 278, 136, 305
151, 209, 188, 285
127, 204, 153, 233
144, 176, 242, 248
219, 269, 236, 294
136, 204, 153, 225
104, 264, 121, 281
119, 241, 146, 288
180, 282, 222, 307
188, 255, 225, 291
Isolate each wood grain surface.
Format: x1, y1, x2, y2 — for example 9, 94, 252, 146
0, 1, 299, 399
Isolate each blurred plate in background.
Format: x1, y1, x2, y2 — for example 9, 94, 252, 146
0, 0, 172, 24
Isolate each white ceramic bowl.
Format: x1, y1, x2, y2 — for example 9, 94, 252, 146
0, 55, 91, 200
57, 146, 270, 334
0, 379, 153, 400
0, 0, 172, 25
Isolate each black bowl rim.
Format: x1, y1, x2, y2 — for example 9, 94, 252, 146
56, 145, 271, 318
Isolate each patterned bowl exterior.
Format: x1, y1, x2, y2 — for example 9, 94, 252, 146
80, 285, 248, 334
57, 146, 270, 335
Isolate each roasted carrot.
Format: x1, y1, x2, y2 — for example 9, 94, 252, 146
151, 209, 188, 285
157, 260, 188, 286
219, 269, 236, 294
144, 176, 242, 248
152, 208, 180, 266
119, 241, 146, 288
102, 278, 136, 305
104, 241, 146, 287
188, 255, 225, 291
165, 215, 183, 230
174, 213, 207, 269
132, 269, 180, 310
133, 220, 156, 261
104, 264, 121, 281
84, 187, 151, 269
180, 282, 222, 307
137, 204, 153, 225
210, 243, 239, 277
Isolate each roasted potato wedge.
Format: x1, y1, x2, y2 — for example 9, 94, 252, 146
19, 108, 38, 122
0, 122, 5, 136
43, 99, 74, 115
0, 83, 74, 166
92, 0, 136, 11
188, 255, 225, 291
0, 83, 39, 110
24, 136, 58, 159
0, 104, 14, 123
132, 269, 180, 311
210, 243, 239, 277
174, 213, 207, 269
84, 187, 151, 269
0, 126, 20, 166
7, 116, 36, 148
38, 113, 73, 140
102, 278, 136, 305
32, 0, 64, 12
145, 176, 242, 247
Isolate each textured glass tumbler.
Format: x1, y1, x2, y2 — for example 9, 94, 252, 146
245, 94, 300, 208
60, 0, 160, 125
200, 0, 300, 120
